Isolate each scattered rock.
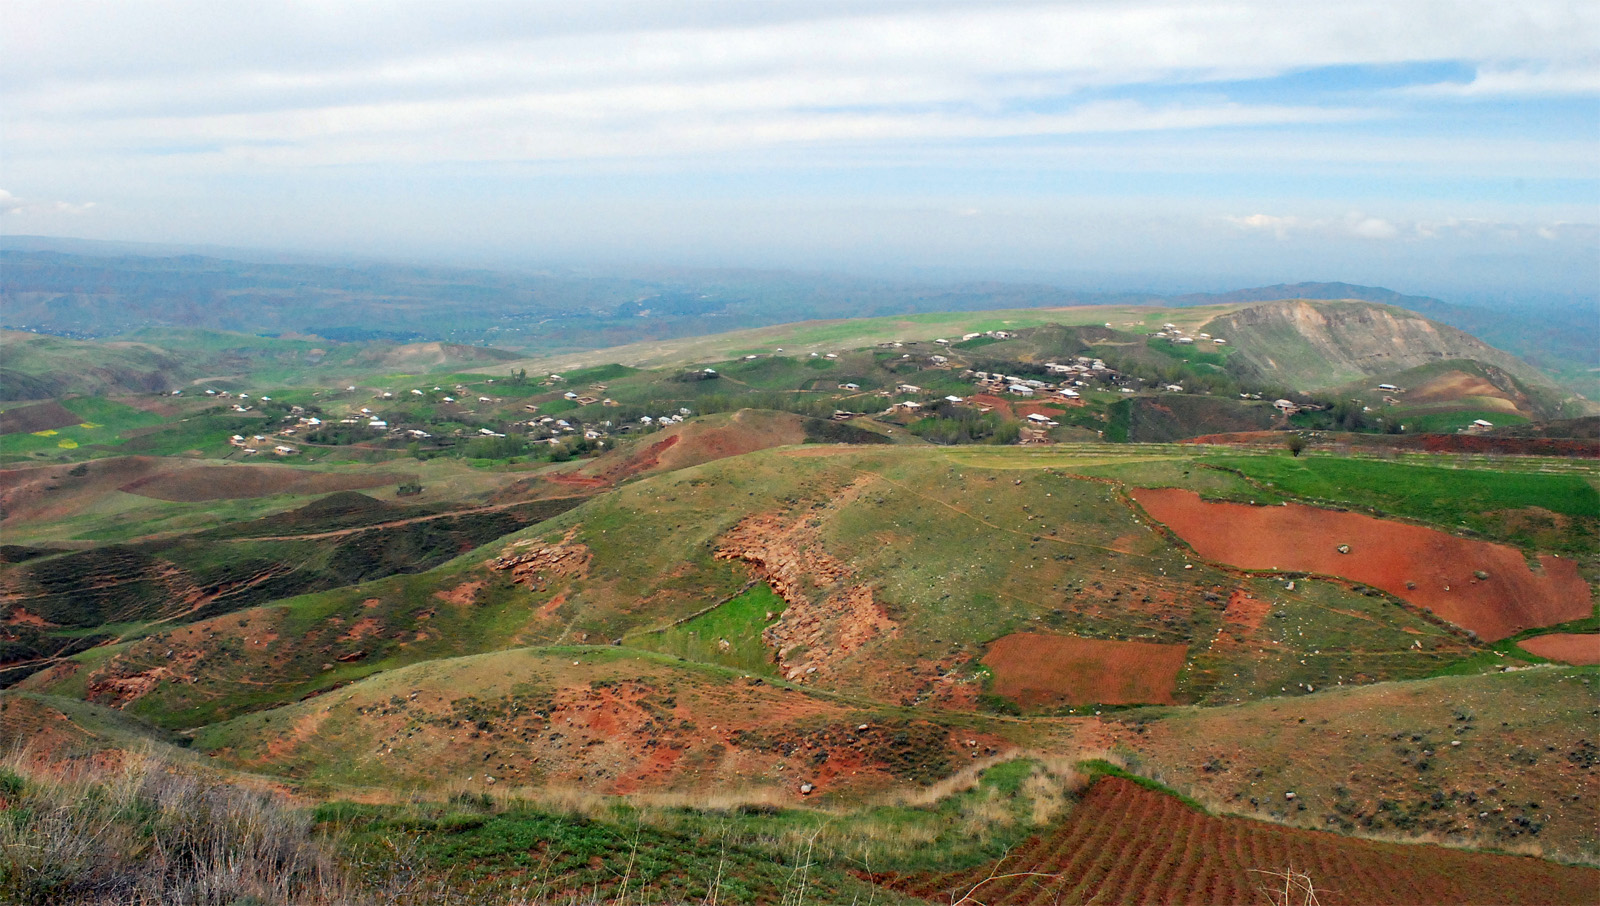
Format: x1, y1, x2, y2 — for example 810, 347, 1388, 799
799, 782, 814, 795
1284, 792, 1296, 800
1336, 544, 1350, 554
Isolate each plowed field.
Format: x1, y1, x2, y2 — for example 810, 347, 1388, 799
878, 776, 1600, 905
1130, 488, 1590, 642
981, 633, 1186, 707
1519, 633, 1600, 665
120, 465, 409, 501
0, 401, 82, 434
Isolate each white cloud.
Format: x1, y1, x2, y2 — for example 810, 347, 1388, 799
1224, 214, 1304, 240
1346, 216, 1399, 240
0, 188, 95, 216
1407, 64, 1600, 97
1224, 211, 1597, 244
3, 0, 1594, 170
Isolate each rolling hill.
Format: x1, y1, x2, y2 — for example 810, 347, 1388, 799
1, 291, 1596, 902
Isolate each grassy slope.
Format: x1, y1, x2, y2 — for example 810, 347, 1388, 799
30, 445, 1562, 735
497, 304, 1247, 375
1127, 666, 1600, 861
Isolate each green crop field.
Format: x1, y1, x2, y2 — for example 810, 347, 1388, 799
1208, 452, 1599, 551
630, 583, 787, 674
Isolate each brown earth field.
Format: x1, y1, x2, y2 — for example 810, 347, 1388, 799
1129, 487, 1591, 641
1407, 369, 1524, 411
119, 464, 414, 501
533, 410, 810, 493
0, 400, 84, 435
966, 393, 1014, 417
1519, 633, 1600, 665
0, 455, 175, 526
874, 775, 1600, 906
981, 632, 1186, 707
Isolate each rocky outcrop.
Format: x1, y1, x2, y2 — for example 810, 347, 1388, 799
492, 531, 591, 592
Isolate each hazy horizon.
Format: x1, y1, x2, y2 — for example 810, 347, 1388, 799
4, 1, 1596, 303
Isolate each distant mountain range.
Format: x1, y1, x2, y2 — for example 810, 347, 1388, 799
2, 238, 1593, 397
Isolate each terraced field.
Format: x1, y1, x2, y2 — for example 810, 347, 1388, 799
880, 775, 1600, 905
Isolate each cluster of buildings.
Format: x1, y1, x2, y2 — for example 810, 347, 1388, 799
969, 354, 1123, 401
1153, 323, 1226, 346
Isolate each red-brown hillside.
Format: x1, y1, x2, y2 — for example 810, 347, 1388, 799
1130, 487, 1590, 641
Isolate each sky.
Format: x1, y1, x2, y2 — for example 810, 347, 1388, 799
3, 0, 1597, 300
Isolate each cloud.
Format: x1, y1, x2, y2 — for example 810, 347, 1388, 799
1346, 216, 1399, 240
2, 0, 1593, 170
1224, 213, 1304, 239
1407, 64, 1600, 97
1225, 211, 1597, 244
0, 188, 95, 216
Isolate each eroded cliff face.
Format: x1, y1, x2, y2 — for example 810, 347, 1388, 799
715, 478, 897, 682
1208, 300, 1551, 393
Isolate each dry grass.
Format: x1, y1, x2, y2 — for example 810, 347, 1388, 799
0, 746, 503, 905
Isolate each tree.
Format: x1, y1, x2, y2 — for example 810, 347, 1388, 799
1286, 434, 1307, 457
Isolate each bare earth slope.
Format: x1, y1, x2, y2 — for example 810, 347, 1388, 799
1206, 301, 1584, 412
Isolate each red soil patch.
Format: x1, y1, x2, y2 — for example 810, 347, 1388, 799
1131, 487, 1591, 642
1519, 633, 1600, 665
119, 465, 409, 501
547, 410, 809, 492
1210, 588, 1272, 652
653, 411, 806, 471
1015, 401, 1073, 420
876, 776, 1599, 905
4, 608, 54, 628
337, 617, 383, 643
967, 393, 1014, 417
716, 479, 897, 682
0, 401, 83, 434
433, 580, 484, 608
981, 632, 1187, 707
